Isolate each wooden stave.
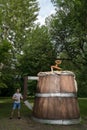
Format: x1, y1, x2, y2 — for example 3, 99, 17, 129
33, 96, 80, 120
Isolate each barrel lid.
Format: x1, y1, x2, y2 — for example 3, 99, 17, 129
38, 71, 75, 77
61, 71, 75, 76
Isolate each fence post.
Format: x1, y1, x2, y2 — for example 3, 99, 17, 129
23, 76, 28, 101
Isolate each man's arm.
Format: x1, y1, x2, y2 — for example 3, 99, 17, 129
12, 94, 18, 101
20, 94, 23, 100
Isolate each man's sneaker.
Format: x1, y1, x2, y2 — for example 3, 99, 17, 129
18, 117, 21, 119
9, 117, 13, 119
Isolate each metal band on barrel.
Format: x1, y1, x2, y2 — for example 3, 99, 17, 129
38, 71, 75, 77
32, 117, 81, 125
35, 93, 77, 97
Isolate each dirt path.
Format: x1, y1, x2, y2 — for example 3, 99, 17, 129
0, 116, 87, 130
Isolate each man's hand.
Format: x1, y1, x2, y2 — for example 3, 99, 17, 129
12, 96, 18, 101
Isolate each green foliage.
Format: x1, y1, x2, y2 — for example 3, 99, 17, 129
0, 0, 39, 57
48, 0, 87, 97
0, 83, 7, 88
0, 0, 57, 96
0, 39, 13, 90
0, 39, 12, 63
76, 66, 87, 97
0, 0, 86, 98
0, 0, 39, 95
27, 80, 37, 96
18, 25, 57, 76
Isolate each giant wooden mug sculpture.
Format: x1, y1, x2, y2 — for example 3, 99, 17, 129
32, 60, 80, 125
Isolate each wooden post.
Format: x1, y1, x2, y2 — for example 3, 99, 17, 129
23, 76, 28, 101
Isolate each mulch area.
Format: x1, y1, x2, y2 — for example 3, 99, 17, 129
0, 116, 87, 130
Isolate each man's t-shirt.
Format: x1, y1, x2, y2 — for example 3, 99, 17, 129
13, 93, 23, 103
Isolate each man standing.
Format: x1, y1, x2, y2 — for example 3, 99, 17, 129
10, 88, 23, 119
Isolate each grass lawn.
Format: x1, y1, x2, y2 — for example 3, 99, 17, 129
78, 98, 87, 124
0, 97, 87, 130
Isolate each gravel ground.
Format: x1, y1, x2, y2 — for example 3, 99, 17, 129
0, 116, 87, 130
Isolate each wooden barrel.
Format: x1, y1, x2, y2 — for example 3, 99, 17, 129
32, 71, 80, 125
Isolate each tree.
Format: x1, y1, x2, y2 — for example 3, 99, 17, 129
48, 0, 86, 65
0, 0, 39, 54
47, 0, 87, 97
17, 25, 57, 96
0, 0, 39, 95
18, 25, 57, 76
0, 39, 12, 89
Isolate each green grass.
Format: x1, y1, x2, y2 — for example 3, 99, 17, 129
78, 98, 87, 118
